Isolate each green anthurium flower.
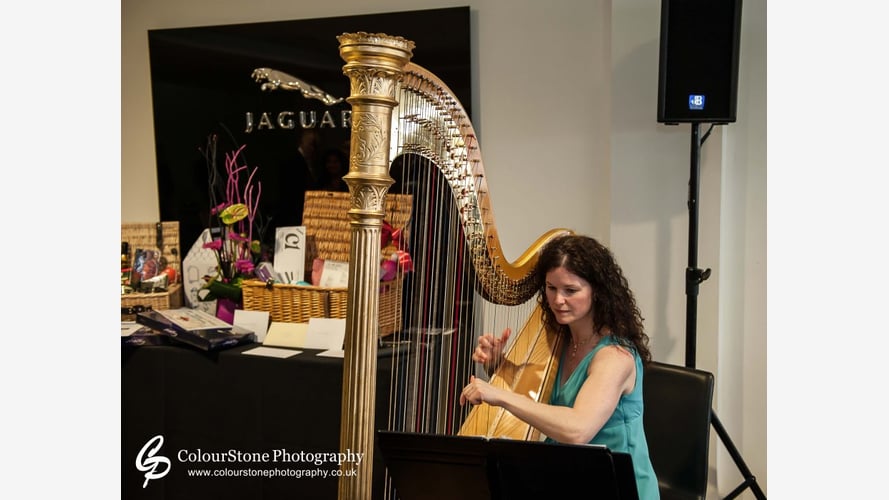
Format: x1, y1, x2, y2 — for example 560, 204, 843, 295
219, 203, 249, 225
199, 277, 244, 302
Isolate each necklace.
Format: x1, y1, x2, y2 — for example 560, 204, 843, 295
571, 334, 596, 358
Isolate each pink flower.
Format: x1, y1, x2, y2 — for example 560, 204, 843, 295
235, 259, 255, 275
202, 240, 223, 251
380, 259, 397, 281
209, 202, 227, 215
228, 232, 248, 242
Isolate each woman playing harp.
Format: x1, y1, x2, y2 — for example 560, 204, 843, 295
335, 32, 649, 500
460, 234, 660, 500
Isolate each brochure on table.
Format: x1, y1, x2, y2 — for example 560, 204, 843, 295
259, 317, 346, 357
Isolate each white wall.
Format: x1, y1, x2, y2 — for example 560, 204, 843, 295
716, 2, 767, 496
123, 0, 767, 497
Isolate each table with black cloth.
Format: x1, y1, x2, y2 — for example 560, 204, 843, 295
122, 342, 400, 500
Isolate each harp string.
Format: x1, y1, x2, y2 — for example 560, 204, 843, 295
379, 68, 540, 441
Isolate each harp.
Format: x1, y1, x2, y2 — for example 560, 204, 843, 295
335, 33, 572, 499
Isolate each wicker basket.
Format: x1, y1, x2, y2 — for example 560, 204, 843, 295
302, 190, 413, 265
241, 278, 403, 336
242, 191, 412, 336
121, 222, 183, 320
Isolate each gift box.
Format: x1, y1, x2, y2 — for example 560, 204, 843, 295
121, 222, 183, 321
241, 191, 412, 337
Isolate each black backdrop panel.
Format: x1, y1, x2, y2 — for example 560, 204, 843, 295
148, 7, 471, 251
656, 0, 742, 124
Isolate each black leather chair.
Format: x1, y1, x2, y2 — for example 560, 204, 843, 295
643, 361, 715, 500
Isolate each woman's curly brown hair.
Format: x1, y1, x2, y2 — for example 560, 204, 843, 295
534, 234, 652, 364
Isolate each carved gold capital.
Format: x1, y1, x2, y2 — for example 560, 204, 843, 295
337, 32, 415, 65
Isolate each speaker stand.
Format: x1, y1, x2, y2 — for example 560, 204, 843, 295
685, 123, 766, 500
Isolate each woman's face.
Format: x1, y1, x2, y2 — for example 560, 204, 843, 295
544, 266, 594, 326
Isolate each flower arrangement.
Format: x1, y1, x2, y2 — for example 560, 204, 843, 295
198, 135, 266, 309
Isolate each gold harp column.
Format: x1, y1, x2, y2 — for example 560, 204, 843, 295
336, 32, 414, 500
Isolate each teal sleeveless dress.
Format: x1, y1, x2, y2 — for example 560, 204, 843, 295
546, 335, 660, 500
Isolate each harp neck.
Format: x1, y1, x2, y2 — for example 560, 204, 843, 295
397, 63, 571, 305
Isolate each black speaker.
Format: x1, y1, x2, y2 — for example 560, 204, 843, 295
657, 0, 743, 124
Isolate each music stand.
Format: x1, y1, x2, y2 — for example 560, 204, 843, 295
377, 430, 638, 500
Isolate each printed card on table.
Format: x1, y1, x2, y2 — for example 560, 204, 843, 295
233, 309, 270, 343
305, 317, 346, 350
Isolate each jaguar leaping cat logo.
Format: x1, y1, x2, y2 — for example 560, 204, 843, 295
251, 67, 344, 106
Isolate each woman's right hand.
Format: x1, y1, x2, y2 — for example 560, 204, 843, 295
472, 328, 512, 364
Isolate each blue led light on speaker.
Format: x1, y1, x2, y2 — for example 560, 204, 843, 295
688, 94, 705, 110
